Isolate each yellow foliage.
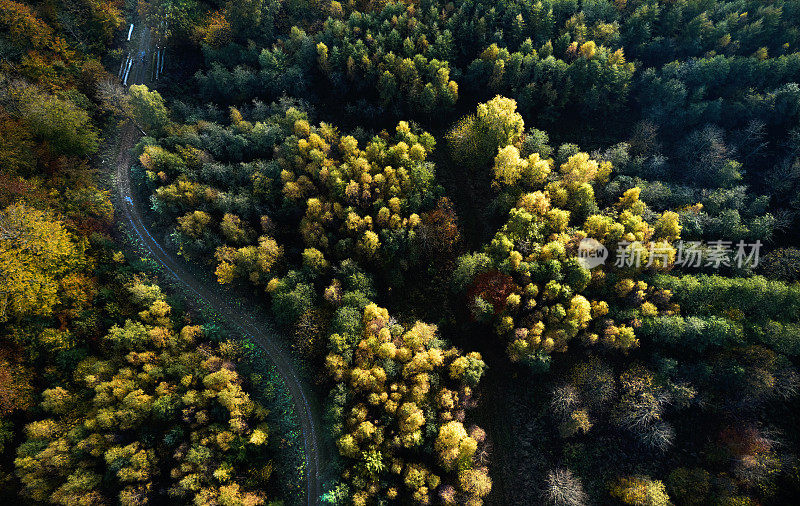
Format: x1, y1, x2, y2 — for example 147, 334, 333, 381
580, 40, 597, 58
1, 204, 83, 322
435, 421, 477, 471
610, 476, 671, 506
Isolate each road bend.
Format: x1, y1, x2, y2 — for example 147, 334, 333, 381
114, 121, 325, 504
115, 20, 326, 500
116, 15, 324, 498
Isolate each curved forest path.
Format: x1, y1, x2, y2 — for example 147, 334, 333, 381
112, 20, 327, 506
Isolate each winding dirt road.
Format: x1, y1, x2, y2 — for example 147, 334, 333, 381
115, 18, 324, 498
114, 22, 326, 502
114, 121, 325, 504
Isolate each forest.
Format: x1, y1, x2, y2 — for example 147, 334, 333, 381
2, 0, 800, 504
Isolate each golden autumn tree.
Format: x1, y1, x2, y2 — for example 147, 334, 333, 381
14, 294, 277, 504
0, 204, 85, 323
325, 303, 491, 504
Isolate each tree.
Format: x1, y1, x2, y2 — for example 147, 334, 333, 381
0, 204, 82, 322
435, 421, 478, 471
448, 96, 524, 172
666, 468, 710, 506
22, 94, 99, 158
492, 145, 551, 188
449, 352, 486, 387
418, 197, 461, 260
0, 350, 34, 416
0, 0, 53, 50
271, 281, 313, 326
0, 110, 35, 176
544, 468, 588, 506
225, 0, 265, 39
610, 476, 671, 506
325, 302, 489, 503
128, 85, 169, 136
14, 295, 277, 504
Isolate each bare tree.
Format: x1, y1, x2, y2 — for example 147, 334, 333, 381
550, 385, 580, 419
544, 468, 588, 506
96, 78, 130, 117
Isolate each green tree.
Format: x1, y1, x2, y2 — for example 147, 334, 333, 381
128, 85, 170, 136
22, 94, 99, 158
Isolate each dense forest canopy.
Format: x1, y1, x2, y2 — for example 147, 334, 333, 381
0, 1, 301, 503
2, 0, 800, 505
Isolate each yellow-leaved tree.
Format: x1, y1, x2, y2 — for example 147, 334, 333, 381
0, 204, 84, 322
